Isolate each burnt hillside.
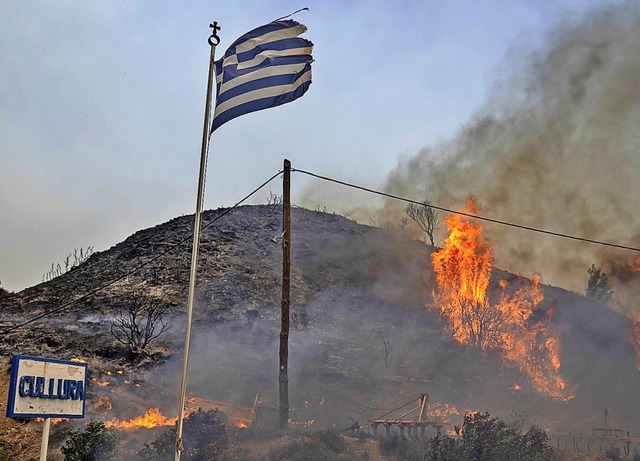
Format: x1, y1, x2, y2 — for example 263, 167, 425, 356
1, 205, 639, 459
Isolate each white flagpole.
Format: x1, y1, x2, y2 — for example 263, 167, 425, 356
175, 22, 220, 461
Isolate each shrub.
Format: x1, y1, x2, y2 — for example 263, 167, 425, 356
378, 435, 428, 461
604, 446, 621, 461
424, 412, 554, 461
267, 439, 335, 461
61, 420, 118, 461
138, 409, 228, 461
267, 431, 350, 461
308, 430, 346, 453
378, 435, 410, 459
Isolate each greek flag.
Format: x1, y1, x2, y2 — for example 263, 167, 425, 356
211, 19, 313, 132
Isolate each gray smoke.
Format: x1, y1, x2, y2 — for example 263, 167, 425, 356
383, 3, 640, 303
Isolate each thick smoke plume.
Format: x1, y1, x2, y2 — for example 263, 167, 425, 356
383, 4, 640, 305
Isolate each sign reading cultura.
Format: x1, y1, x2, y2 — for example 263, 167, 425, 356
6, 355, 87, 418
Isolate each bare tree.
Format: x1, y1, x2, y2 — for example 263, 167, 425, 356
586, 264, 614, 305
266, 190, 283, 205
111, 292, 173, 359
42, 246, 94, 282
372, 326, 394, 366
405, 201, 439, 246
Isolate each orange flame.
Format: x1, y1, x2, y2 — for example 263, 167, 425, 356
429, 403, 460, 420
36, 417, 69, 425
105, 408, 176, 429
288, 418, 315, 427
236, 421, 248, 428
94, 395, 113, 412
429, 198, 572, 401
91, 377, 110, 387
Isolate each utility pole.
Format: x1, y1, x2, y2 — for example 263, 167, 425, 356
279, 159, 291, 430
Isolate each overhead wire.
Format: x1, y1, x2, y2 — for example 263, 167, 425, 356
4, 164, 639, 334
0, 170, 283, 335
292, 167, 640, 253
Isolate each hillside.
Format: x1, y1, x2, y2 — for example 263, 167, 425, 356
1, 205, 638, 459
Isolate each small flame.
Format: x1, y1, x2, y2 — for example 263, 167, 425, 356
94, 395, 113, 412
105, 408, 176, 430
236, 421, 248, 428
91, 377, 110, 387
288, 418, 315, 427
429, 403, 460, 420
36, 417, 69, 425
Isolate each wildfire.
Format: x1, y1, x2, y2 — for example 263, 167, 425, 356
236, 421, 248, 429
429, 197, 572, 401
91, 377, 110, 387
105, 408, 177, 429
36, 417, 69, 425
288, 418, 315, 427
94, 395, 113, 412
429, 403, 461, 420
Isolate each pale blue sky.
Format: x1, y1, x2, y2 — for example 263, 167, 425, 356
0, 0, 623, 291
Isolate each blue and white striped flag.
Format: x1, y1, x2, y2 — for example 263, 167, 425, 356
211, 19, 313, 133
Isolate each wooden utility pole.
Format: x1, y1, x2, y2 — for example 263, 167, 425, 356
279, 159, 291, 430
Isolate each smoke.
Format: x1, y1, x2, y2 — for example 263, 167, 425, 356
383, 3, 640, 302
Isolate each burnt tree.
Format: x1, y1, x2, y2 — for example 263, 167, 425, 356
405, 201, 439, 246
110, 291, 173, 359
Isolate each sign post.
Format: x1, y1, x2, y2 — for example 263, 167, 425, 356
6, 355, 87, 460
39, 417, 51, 461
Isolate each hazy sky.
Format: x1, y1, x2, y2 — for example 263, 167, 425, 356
0, 0, 621, 291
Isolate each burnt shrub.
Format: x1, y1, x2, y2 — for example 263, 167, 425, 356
308, 430, 346, 453
268, 439, 335, 461
138, 408, 228, 461
378, 435, 428, 461
267, 431, 348, 461
604, 446, 621, 461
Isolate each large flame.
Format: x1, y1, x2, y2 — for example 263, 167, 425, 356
105, 408, 176, 430
429, 198, 572, 401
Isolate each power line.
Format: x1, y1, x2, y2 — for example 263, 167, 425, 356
1, 170, 283, 335
292, 167, 640, 253
5, 164, 639, 334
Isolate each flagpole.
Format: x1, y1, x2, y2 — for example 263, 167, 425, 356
175, 22, 220, 461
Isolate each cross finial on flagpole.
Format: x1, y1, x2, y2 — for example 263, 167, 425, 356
209, 22, 221, 46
